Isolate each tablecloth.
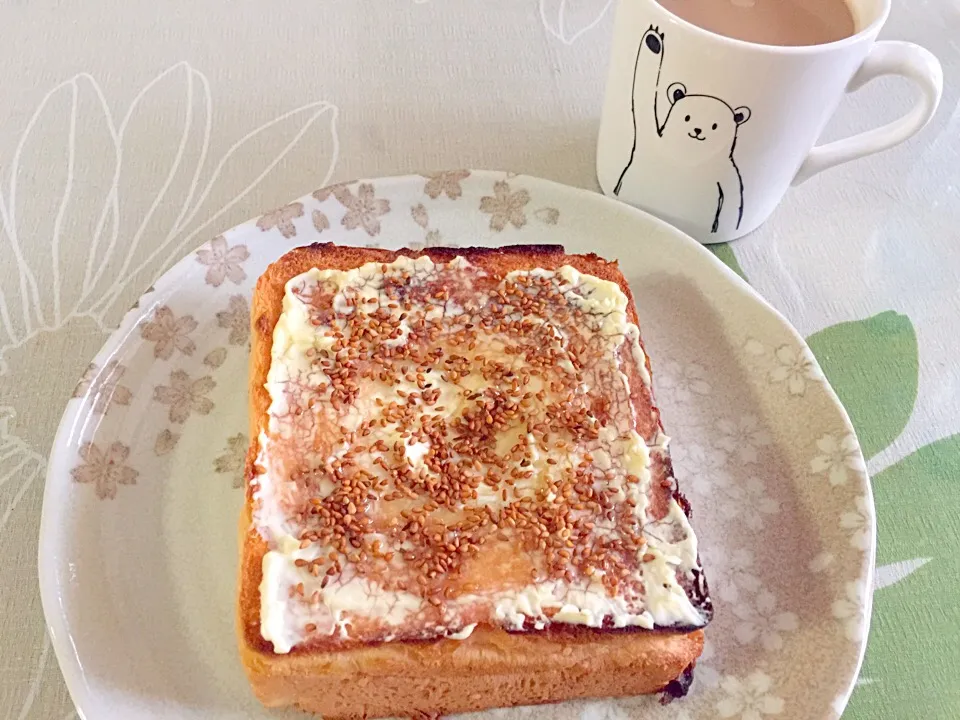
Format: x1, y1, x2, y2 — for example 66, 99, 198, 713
0, 1, 957, 718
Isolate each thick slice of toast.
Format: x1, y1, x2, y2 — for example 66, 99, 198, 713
240, 243, 711, 718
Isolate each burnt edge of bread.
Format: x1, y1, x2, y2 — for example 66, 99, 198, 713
665, 459, 713, 624
246, 242, 712, 654
280, 621, 703, 658
304, 241, 568, 256
659, 663, 697, 703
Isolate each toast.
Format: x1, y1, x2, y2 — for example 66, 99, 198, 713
240, 243, 711, 718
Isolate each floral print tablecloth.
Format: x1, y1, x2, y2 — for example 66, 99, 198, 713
0, 1, 958, 718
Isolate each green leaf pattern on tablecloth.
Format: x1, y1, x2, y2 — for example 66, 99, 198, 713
873, 557, 931, 590
841, 434, 960, 720
806, 312, 918, 460
708, 243, 748, 282
801, 311, 958, 719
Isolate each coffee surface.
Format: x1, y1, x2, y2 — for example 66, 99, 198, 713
657, 0, 857, 46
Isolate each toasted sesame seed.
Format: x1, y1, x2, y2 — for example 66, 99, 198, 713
266, 262, 672, 619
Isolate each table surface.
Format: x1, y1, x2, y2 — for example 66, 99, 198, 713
1, 1, 957, 718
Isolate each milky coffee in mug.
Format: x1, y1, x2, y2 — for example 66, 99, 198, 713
656, 0, 856, 47
596, 0, 943, 244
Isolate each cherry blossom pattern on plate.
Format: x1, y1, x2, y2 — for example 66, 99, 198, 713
669, 439, 732, 497
410, 230, 445, 250
411, 203, 429, 229
769, 344, 824, 396
744, 338, 826, 398
139, 305, 198, 360
422, 170, 470, 200
716, 477, 780, 531
840, 495, 872, 551
832, 579, 868, 642
710, 547, 762, 604
256, 202, 304, 239
661, 400, 713, 441
696, 638, 721, 689
70, 441, 138, 500
715, 414, 772, 465
214, 433, 248, 488
467, 703, 543, 720
154, 429, 180, 456
153, 370, 216, 424
716, 671, 785, 719
533, 207, 560, 225
732, 590, 799, 651
480, 179, 530, 231
331, 183, 391, 237
740, 476, 780, 524
216, 295, 250, 346
811, 432, 866, 486
312, 182, 351, 203
195, 236, 250, 288
657, 361, 712, 407
408, 204, 448, 250
576, 699, 642, 720
203, 347, 228, 369
312, 209, 330, 233
809, 551, 836, 574
72, 360, 133, 415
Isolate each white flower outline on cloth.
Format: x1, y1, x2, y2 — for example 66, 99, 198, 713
716, 671, 785, 719
733, 590, 799, 651
840, 495, 872, 550
769, 344, 823, 396
715, 414, 772, 465
811, 432, 865, 486
0, 61, 340, 720
832, 579, 868, 642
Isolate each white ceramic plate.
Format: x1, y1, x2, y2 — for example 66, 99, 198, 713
39, 171, 873, 720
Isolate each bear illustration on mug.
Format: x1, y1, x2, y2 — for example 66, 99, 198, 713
614, 27, 751, 234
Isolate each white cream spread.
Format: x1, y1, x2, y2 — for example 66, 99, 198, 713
253, 255, 707, 653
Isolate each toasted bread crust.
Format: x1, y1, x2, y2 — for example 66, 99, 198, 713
240, 243, 705, 718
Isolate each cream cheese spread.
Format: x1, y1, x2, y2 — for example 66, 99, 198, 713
253, 255, 707, 653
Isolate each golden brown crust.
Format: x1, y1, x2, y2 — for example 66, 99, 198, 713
239, 243, 704, 717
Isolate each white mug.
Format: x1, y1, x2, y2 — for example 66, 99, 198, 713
596, 0, 943, 244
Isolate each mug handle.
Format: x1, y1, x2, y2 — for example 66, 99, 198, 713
792, 41, 943, 185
